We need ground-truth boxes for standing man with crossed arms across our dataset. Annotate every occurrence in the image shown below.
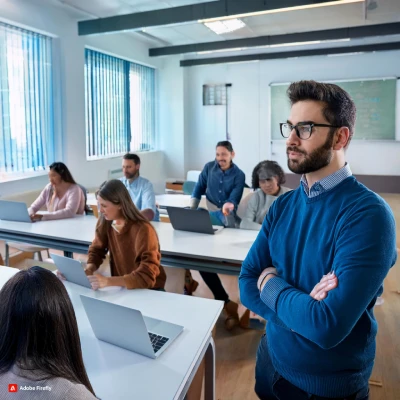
[240,80,397,399]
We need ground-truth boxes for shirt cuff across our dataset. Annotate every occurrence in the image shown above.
[260,276,292,313]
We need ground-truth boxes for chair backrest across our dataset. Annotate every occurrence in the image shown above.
[237,191,255,220]
[78,184,91,215]
[183,181,196,195]
[186,170,201,182]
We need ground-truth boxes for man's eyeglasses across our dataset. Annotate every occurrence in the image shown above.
[280,123,340,140]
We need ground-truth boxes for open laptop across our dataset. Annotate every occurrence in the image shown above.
[0,200,32,223]
[166,206,224,235]
[80,295,184,359]
[50,253,92,289]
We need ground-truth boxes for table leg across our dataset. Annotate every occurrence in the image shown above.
[204,337,216,400]
[64,251,73,258]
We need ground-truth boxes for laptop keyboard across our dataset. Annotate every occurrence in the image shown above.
[148,332,169,353]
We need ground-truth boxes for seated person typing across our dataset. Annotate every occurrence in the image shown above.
[240,160,291,231]
[29,162,85,221]
[0,266,97,399]
[84,180,166,291]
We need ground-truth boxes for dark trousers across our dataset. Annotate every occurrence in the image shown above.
[199,271,229,303]
[255,334,369,400]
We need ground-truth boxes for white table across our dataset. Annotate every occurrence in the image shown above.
[0,217,258,275]
[0,266,223,400]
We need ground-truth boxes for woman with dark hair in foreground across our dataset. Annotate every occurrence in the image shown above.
[0,266,96,399]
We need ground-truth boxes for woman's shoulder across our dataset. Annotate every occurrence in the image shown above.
[127,220,156,234]
[42,183,52,192]
[35,376,97,399]
[67,183,82,193]
[55,378,96,400]
[251,189,265,202]
[0,368,96,399]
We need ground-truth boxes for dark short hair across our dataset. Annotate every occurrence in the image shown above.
[49,162,76,184]
[123,153,141,165]
[287,80,356,147]
[216,141,234,152]
[0,267,95,396]
[252,160,286,189]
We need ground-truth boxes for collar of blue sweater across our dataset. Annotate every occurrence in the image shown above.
[300,163,352,198]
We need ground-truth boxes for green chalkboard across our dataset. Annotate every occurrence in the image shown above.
[271,78,397,141]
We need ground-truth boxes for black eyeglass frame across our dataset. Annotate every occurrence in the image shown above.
[279,122,341,140]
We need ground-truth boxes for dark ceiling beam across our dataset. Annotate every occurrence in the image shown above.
[150,22,400,56]
[179,41,400,66]
[78,0,338,36]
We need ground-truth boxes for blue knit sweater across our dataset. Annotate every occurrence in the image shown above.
[239,176,397,397]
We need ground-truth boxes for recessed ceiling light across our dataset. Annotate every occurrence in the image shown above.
[204,19,246,35]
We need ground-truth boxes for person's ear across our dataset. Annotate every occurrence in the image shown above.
[231,150,235,159]
[332,127,350,150]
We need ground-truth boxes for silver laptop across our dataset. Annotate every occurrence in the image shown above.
[167,207,224,234]
[50,253,92,289]
[0,200,31,223]
[80,295,184,359]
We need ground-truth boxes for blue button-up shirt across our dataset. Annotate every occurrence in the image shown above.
[192,161,246,209]
[120,176,159,221]
[301,163,352,199]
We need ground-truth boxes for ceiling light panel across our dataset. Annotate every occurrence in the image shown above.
[204,19,246,34]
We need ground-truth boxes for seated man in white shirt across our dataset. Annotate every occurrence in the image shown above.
[120,153,159,221]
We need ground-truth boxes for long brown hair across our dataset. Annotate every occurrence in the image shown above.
[0,267,96,396]
[96,179,151,234]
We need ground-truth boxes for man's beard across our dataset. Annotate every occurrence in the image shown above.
[125,170,139,180]
[287,133,335,175]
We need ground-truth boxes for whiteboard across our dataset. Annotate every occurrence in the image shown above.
[270,78,398,141]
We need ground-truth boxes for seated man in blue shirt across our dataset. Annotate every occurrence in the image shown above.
[239,80,397,400]
[120,153,159,221]
[188,141,246,331]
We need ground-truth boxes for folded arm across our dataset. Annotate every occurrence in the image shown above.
[260,204,397,349]
[239,212,289,328]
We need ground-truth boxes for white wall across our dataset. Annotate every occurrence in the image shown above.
[158,55,185,180]
[184,51,400,184]
[0,0,178,197]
